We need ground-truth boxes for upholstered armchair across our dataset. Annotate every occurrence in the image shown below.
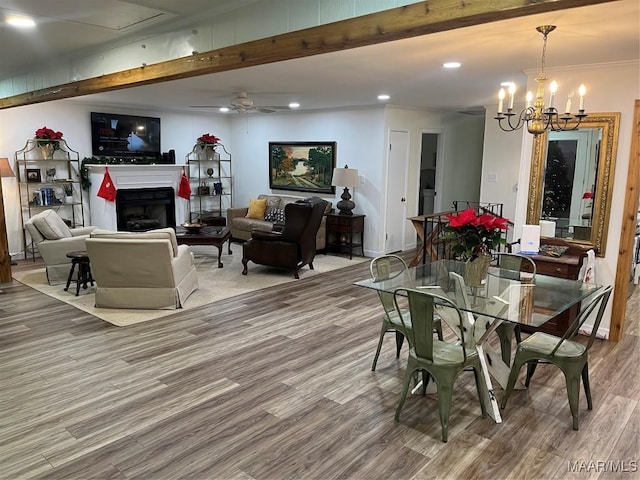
[241,197,328,279]
[24,209,96,285]
[86,228,198,309]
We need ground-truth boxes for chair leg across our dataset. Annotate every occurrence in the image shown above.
[525,361,538,387]
[496,323,514,365]
[564,371,582,430]
[433,375,455,443]
[581,363,592,410]
[501,357,525,409]
[472,365,488,418]
[371,324,387,371]
[395,331,405,358]
[395,362,416,422]
[514,325,522,344]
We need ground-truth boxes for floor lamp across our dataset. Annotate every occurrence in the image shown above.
[0,157,17,273]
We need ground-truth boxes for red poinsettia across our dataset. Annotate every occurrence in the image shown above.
[442,207,509,260]
[197,133,220,145]
[35,126,64,141]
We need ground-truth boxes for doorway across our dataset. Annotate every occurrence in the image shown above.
[419,133,440,215]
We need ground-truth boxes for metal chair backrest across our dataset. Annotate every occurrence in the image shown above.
[393,287,469,362]
[550,285,612,355]
[493,252,536,280]
[369,254,413,316]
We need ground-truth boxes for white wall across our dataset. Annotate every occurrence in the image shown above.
[488,60,640,337]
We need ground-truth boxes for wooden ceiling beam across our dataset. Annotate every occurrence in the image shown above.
[0,0,616,109]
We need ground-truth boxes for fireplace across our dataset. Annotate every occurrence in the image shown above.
[116,187,176,231]
[87,165,186,231]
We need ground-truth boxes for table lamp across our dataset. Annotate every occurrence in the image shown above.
[0,157,16,271]
[331,165,359,215]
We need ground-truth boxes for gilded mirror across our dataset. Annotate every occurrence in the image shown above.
[526,112,620,256]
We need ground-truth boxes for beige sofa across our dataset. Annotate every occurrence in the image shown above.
[227,194,332,249]
[85,228,198,310]
[24,209,97,285]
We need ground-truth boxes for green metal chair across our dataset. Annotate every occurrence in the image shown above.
[491,252,537,364]
[393,287,488,442]
[500,285,612,430]
[369,254,443,371]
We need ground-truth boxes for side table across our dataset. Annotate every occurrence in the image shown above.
[64,251,94,296]
[325,213,365,259]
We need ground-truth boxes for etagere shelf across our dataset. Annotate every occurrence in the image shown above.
[185,143,232,225]
[15,138,85,259]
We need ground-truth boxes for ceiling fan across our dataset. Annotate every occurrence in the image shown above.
[190,92,292,113]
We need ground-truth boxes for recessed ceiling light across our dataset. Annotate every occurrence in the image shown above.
[219,107,230,113]
[442,62,461,69]
[378,94,390,101]
[289,102,300,109]
[6,15,35,27]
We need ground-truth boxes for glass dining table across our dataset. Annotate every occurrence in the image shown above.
[354,259,603,423]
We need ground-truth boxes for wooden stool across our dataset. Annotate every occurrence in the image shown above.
[64,251,94,296]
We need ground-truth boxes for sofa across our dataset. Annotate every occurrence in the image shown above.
[85,228,198,310]
[227,194,332,249]
[24,209,97,285]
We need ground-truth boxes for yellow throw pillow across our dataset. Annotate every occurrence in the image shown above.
[246,198,268,219]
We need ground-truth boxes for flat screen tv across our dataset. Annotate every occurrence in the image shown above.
[91,112,161,158]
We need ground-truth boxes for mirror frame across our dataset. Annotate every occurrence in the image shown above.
[526,112,620,256]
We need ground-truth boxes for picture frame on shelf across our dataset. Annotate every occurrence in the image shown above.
[26,168,41,183]
[268,141,336,194]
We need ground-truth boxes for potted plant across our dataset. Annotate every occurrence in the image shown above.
[62,182,74,203]
[441,207,509,286]
[196,133,221,160]
[34,126,64,159]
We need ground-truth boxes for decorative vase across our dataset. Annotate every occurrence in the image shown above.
[39,143,55,160]
[205,146,220,161]
[65,195,74,204]
[463,253,492,288]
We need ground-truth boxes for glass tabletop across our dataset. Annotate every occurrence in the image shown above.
[354,259,602,327]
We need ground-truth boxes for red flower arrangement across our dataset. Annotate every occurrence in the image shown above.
[35,126,64,142]
[442,207,509,260]
[197,133,220,145]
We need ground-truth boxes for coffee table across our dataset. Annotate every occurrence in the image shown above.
[175,225,232,268]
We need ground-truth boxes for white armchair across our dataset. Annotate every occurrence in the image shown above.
[85,228,198,309]
[24,209,96,285]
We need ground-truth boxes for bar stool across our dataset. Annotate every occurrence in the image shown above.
[64,251,94,296]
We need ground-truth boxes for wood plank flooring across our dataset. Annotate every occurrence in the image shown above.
[1,254,638,479]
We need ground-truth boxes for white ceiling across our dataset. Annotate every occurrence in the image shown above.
[1,0,638,114]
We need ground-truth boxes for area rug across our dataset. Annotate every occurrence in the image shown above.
[12,245,367,327]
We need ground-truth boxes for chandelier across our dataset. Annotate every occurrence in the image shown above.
[494,25,587,135]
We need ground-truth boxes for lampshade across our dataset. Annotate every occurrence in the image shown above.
[331,166,358,187]
[0,158,15,178]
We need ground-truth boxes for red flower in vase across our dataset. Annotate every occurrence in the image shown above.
[35,126,64,148]
[442,207,510,260]
[197,133,220,145]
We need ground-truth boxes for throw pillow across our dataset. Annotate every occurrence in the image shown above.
[264,208,286,223]
[246,198,268,219]
[32,210,72,240]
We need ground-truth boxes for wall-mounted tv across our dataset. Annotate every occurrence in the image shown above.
[91,112,161,158]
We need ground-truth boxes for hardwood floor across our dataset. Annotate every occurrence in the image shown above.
[1,255,638,479]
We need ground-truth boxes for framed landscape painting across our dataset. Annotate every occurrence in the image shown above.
[269,141,336,194]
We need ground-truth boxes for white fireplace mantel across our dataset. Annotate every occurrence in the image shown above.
[87,164,187,230]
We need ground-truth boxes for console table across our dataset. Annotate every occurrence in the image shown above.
[520,237,589,336]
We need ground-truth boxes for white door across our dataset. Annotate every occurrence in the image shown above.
[385,130,409,253]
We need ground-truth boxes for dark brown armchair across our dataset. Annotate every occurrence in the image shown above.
[241,197,328,279]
